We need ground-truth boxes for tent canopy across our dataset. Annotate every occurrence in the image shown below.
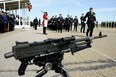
[0,0,31,10]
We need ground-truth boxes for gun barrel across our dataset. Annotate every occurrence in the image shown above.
[94,35,107,39]
[4,52,14,59]
[77,41,92,46]
[75,35,107,42]
[75,37,93,42]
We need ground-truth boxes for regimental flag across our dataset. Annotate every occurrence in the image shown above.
[28,5,32,12]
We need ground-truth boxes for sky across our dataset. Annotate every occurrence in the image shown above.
[29,0,116,23]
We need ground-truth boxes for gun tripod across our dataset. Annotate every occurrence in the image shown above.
[36,63,69,77]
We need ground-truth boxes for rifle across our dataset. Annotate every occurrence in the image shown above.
[4,35,107,77]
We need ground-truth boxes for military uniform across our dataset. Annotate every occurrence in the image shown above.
[96,21,98,28]
[48,17,54,30]
[108,22,111,28]
[70,17,73,31]
[2,14,8,32]
[54,16,58,31]
[0,14,4,33]
[57,16,63,33]
[33,18,38,30]
[73,17,78,31]
[38,19,41,27]
[84,11,96,37]
[115,22,116,28]
[112,21,114,28]
[80,16,85,33]
[9,15,15,31]
[65,17,70,32]
[106,22,108,28]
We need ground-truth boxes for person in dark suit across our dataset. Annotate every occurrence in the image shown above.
[0,11,4,33]
[54,15,58,31]
[73,16,78,31]
[115,22,116,28]
[9,14,15,31]
[112,21,114,28]
[84,7,96,37]
[57,14,63,33]
[2,12,8,32]
[69,16,73,31]
[33,17,38,30]
[38,18,41,27]
[80,14,85,33]
[65,15,70,32]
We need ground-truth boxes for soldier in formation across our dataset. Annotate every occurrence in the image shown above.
[57,14,64,33]
[80,14,85,33]
[73,16,78,31]
[101,21,116,28]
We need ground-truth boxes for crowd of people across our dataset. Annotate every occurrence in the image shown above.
[28,7,116,37]
[0,11,14,33]
[0,11,25,33]
[48,14,79,33]
[101,21,116,28]
[0,11,16,33]
[48,7,96,37]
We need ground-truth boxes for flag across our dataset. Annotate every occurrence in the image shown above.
[28,5,32,12]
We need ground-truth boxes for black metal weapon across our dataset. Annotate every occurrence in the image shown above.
[4,35,107,77]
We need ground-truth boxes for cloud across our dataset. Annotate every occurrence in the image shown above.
[95,7,116,12]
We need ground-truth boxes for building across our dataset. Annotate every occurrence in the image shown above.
[0,0,32,28]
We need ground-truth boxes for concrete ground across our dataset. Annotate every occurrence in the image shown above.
[0,26,116,77]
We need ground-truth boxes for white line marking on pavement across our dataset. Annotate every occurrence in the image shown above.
[90,48,116,62]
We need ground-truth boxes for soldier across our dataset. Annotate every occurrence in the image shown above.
[6,13,11,32]
[54,15,58,31]
[84,7,96,37]
[104,22,106,28]
[0,11,4,33]
[9,14,15,31]
[33,17,38,30]
[96,20,98,28]
[57,14,63,33]
[112,21,114,28]
[115,22,116,28]
[65,15,70,32]
[80,14,85,33]
[48,16,54,30]
[2,12,8,32]
[69,16,73,31]
[109,21,112,28]
[106,21,109,28]
[104,22,106,27]
[51,16,55,30]
[73,16,78,31]
[38,18,41,27]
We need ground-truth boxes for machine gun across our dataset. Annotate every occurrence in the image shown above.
[4,35,107,77]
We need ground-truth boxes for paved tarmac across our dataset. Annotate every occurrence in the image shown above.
[0,27,116,77]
